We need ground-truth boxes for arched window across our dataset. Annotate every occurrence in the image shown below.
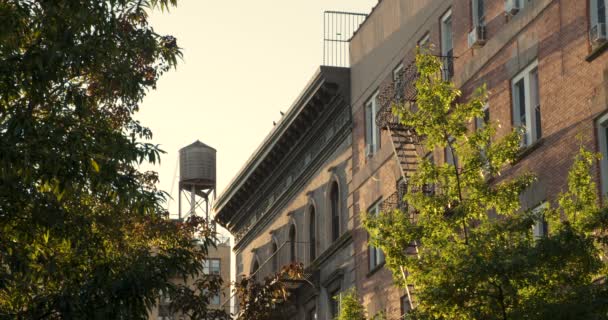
[271,241,278,272]
[309,206,316,261]
[330,182,340,242]
[289,224,296,263]
[251,256,260,276]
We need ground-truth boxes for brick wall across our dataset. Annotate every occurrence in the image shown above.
[349,0,608,318]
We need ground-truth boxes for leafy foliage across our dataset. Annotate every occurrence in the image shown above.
[363,52,608,319]
[335,288,366,320]
[234,263,304,320]
[0,1,229,318]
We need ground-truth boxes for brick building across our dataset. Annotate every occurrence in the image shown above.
[216,0,608,319]
[349,0,607,318]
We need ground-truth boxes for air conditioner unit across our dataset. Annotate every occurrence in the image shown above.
[505,0,520,16]
[590,23,607,46]
[468,25,487,48]
[366,144,376,157]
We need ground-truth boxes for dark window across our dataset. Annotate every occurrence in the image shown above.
[401,295,411,316]
[600,0,607,24]
[203,259,221,275]
[309,207,316,261]
[397,179,408,212]
[331,182,340,242]
[271,242,278,272]
[472,0,485,26]
[252,258,260,276]
[289,225,296,263]
[368,200,385,271]
[330,290,341,319]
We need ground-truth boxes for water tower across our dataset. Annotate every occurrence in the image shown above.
[178,140,216,222]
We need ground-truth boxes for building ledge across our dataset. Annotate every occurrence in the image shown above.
[586,41,608,62]
[307,230,353,271]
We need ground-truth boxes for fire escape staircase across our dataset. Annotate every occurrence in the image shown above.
[377,62,424,194]
[376,61,427,310]
[375,56,455,309]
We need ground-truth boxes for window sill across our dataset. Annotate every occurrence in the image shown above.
[586,41,608,62]
[366,261,386,278]
[514,138,544,164]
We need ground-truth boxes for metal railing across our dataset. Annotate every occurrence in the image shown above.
[323,11,367,67]
[376,55,455,130]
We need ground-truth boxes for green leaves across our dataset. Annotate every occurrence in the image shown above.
[0,1,228,319]
[363,52,608,319]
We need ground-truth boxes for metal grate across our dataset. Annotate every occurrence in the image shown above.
[323,11,367,67]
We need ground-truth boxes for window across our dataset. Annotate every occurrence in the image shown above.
[289,224,296,263]
[368,199,385,271]
[598,113,608,196]
[365,91,380,157]
[330,182,340,242]
[309,206,316,261]
[423,153,435,195]
[511,60,541,147]
[590,0,608,44]
[445,137,458,168]
[211,292,221,305]
[236,253,243,275]
[271,241,278,272]
[397,178,408,212]
[418,33,431,49]
[203,259,221,275]
[472,0,485,27]
[506,0,528,15]
[476,103,490,130]
[252,257,260,276]
[532,202,549,239]
[441,10,454,81]
[401,295,411,317]
[393,63,404,82]
[330,290,341,318]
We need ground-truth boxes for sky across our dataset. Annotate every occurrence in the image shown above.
[137,0,377,218]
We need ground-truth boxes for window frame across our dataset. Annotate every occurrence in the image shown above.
[471,0,486,27]
[531,201,549,239]
[440,9,454,80]
[309,205,316,262]
[401,295,412,317]
[597,112,608,196]
[330,289,341,319]
[511,60,541,147]
[590,0,608,28]
[289,224,297,263]
[368,199,386,272]
[203,258,221,275]
[418,32,431,48]
[330,182,341,242]
[365,91,381,157]
[271,240,279,272]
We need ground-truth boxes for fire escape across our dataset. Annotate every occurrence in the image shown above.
[377,56,454,211]
[377,61,424,213]
[376,56,454,310]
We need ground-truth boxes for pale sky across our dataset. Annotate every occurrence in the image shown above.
[137,0,377,217]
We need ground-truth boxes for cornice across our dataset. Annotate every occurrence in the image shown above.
[233,112,352,251]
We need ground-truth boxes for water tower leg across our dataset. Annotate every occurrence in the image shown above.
[178,187,182,220]
[191,185,196,217]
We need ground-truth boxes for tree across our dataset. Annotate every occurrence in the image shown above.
[363,52,608,319]
[0,1,228,318]
[335,288,366,320]
[233,262,304,320]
